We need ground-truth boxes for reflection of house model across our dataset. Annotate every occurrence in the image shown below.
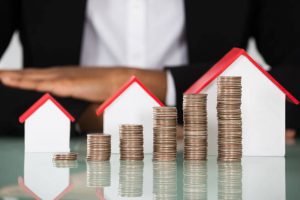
[19,93,75,152]
[185,48,299,156]
[18,153,73,199]
[96,76,164,153]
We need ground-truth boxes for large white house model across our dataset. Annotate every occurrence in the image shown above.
[19,93,75,153]
[185,48,299,156]
[96,76,164,153]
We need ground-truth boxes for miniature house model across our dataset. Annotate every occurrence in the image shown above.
[19,93,75,153]
[185,48,299,156]
[96,76,164,153]
[18,153,73,199]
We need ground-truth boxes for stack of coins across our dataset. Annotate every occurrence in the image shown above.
[86,161,111,187]
[183,94,208,161]
[218,162,242,200]
[217,76,242,162]
[119,160,144,197]
[153,107,177,161]
[52,152,78,161]
[119,124,144,161]
[86,134,111,161]
[183,161,207,200]
[153,161,177,200]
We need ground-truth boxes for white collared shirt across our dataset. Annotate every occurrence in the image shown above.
[80,0,188,105]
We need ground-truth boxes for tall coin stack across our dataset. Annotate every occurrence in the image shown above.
[119,124,144,161]
[86,134,111,161]
[217,76,242,162]
[153,107,177,161]
[183,94,208,161]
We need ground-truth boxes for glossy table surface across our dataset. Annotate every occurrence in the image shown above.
[0,137,299,200]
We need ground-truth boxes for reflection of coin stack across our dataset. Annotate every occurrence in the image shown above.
[218,162,242,200]
[217,76,242,162]
[153,161,177,200]
[153,107,177,161]
[119,124,144,160]
[86,161,111,187]
[183,94,208,161]
[119,160,144,197]
[183,161,207,200]
[86,134,111,161]
[53,160,78,168]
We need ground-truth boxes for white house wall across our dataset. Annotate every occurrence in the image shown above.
[104,82,161,154]
[25,100,70,152]
[202,55,285,156]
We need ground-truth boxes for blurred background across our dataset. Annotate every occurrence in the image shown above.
[0,33,270,71]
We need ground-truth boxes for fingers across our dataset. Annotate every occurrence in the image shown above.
[0,68,62,82]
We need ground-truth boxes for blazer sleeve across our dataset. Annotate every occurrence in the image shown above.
[253,0,300,130]
[0,0,19,58]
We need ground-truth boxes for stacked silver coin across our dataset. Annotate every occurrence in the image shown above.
[86,161,111,187]
[183,94,208,161]
[153,161,177,200]
[218,162,242,200]
[217,76,242,162]
[52,152,78,161]
[119,160,144,197]
[183,161,207,200]
[119,124,144,161]
[86,134,111,161]
[153,107,177,161]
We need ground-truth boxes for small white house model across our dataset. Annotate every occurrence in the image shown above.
[18,153,73,199]
[96,76,164,153]
[185,48,299,156]
[19,93,75,153]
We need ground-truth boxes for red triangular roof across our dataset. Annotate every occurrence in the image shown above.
[96,76,164,115]
[185,47,299,105]
[18,176,74,200]
[19,93,75,123]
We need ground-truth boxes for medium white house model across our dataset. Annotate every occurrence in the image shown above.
[18,153,73,199]
[185,48,299,156]
[96,76,164,153]
[19,93,75,153]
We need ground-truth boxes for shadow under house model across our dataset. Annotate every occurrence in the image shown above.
[185,47,299,156]
[19,93,75,153]
[96,76,164,154]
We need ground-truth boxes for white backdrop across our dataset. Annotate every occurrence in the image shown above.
[0,32,269,70]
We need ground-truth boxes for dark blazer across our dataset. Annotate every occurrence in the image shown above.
[1,0,300,134]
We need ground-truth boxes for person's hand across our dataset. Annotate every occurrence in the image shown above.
[0,66,167,102]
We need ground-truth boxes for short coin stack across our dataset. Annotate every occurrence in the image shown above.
[153,107,177,161]
[119,124,144,161]
[183,94,208,161]
[86,134,111,161]
[217,76,242,162]
[52,152,78,161]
